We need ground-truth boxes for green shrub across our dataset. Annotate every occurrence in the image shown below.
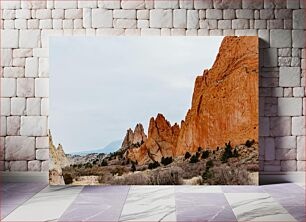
[100,159,108,166]
[131,163,136,172]
[198,147,202,152]
[161,156,173,166]
[190,154,199,163]
[202,169,213,180]
[233,148,239,157]
[206,160,214,168]
[201,150,209,159]
[184,152,191,159]
[245,139,255,147]
[148,161,160,169]
[85,163,93,168]
[63,173,73,184]
[221,141,236,163]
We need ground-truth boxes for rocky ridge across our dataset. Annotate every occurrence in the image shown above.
[126,114,180,165]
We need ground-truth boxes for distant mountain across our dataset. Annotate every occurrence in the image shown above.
[69,140,122,156]
[101,140,122,153]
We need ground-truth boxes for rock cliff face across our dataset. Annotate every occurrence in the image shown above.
[120,123,147,152]
[125,36,258,164]
[127,114,180,165]
[49,131,70,185]
[176,36,258,155]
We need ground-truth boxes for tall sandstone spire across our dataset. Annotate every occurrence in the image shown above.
[176,36,258,155]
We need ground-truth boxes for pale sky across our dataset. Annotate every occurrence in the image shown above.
[49,37,224,153]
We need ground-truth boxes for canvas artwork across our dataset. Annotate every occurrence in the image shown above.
[49,36,259,185]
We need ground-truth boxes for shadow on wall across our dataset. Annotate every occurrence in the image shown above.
[259,37,300,176]
[259,37,278,174]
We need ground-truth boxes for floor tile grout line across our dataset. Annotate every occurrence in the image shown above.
[223,192,243,222]
[117,185,131,222]
[56,185,85,221]
[2,184,49,220]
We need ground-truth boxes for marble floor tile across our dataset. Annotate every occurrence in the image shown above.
[283,205,305,222]
[119,186,176,222]
[225,193,297,221]
[270,192,305,206]
[1,182,47,194]
[262,183,304,193]
[1,193,35,205]
[2,186,83,221]
[0,183,47,219]
[175,185,222,193]
[222,185,263,193]
[59,186,130,221]
[176,193,237,222]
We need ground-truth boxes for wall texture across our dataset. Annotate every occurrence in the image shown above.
[0,0,305,172]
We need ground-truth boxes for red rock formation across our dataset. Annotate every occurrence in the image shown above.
[120,123,147,152]
[127,114,180,164]
[126,36,258,164]
[176,36,258,155]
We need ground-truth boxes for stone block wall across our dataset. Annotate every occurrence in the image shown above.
[0,0,305,172]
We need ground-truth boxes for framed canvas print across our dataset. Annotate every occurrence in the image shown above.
[49,36,259,185]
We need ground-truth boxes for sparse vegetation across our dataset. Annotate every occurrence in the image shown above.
[190,152,200,163]
[60,141,257,185]
[206,160,214,168]
[161,156,173,166]
[148,161,160,169]
[245,139,255,147]
[111,167,183,185]
[63,172,73,184]
[201,150,209,159]
[131,162,136,172]
[221,141,238,163]
[184,152,191,159]
[100,159,108,166]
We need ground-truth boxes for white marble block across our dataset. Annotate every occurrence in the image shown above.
[7,116,21,136]
[19,30,41,48]
[279,67,301,87]
[35,78,49,97]
[36,136,49,149]
[26,98,41,116]
[1,78,16,97]
[150,9,172,28]
[292,116,305,136]
[173,9,187,28]
[92,9,113,28]
[25,57,38,77]
[1,30,19,48]
[5,136,35,160]
[20,116,48,136]
[278,98,302,116]
[17,78,34,97]
[11,97,26,115]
